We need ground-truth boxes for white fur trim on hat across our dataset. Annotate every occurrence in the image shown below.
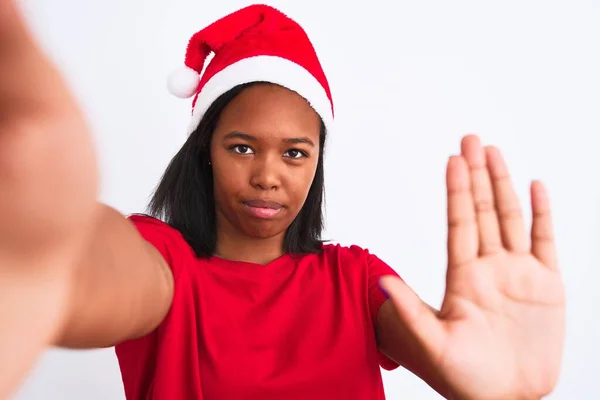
[186,55,334,135]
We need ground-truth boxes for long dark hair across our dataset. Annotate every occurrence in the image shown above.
[147,82,327,258]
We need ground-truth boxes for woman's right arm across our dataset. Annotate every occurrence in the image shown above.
[0,2,173,397]
[53,204,174,349]
[0,0,174,351]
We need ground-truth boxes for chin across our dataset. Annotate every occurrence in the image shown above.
[241,221,287,240]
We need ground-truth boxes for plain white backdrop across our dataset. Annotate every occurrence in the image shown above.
[10,0,599,398]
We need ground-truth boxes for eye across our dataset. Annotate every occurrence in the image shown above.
[284,149,307,159]
[231,145,254,155]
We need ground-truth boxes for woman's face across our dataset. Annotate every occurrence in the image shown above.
[210,83,321,241]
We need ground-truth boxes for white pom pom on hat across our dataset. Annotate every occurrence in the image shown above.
[167,66,201,99]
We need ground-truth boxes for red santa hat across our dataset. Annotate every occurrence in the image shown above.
[167,4,334,135]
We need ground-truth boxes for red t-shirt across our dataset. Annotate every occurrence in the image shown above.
[115,215,400,399]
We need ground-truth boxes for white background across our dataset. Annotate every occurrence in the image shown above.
[11,0,599,399]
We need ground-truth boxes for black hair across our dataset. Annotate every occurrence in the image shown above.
[146,82,327,258]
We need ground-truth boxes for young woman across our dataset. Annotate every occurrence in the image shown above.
[0,3,565,400]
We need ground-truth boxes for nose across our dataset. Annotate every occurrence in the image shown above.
[249,154,281,191]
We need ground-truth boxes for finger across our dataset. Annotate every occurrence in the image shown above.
[460,135,502,255]
[447,155,478,267]
[485,146,528,252]
[530,180,558,270]
[379,275,445,361]
[0,2,36,64]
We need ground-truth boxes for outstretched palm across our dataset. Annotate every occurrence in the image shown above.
[381,135,565,400]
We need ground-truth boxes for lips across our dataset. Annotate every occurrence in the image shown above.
[242,199,284,219]
[243,199,283,209]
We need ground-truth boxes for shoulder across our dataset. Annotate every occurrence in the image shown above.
[128,213,179,234]
[318,243,385,272]
[320,242,399,278]
[128,214,186,244]
[127,214,194,275]
[320,242,377,263]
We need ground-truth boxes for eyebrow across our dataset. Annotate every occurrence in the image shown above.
[223,131,256,141]
[223,131,315,147]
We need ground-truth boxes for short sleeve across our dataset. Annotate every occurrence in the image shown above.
[127,214,190,280]
[366,251,401,371]
[116,214,193,398]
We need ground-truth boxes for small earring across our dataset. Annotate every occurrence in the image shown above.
[208,160,212,165]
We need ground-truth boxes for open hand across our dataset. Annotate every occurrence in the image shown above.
[381,135,565,400]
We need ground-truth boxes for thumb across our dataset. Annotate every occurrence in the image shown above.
[379,275,446,361]
[0,1,35,55]
[1,1,75,113]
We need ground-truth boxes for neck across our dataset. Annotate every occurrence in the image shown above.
[215,222,285,266]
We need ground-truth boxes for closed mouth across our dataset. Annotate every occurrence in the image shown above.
[243,199,284,209]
